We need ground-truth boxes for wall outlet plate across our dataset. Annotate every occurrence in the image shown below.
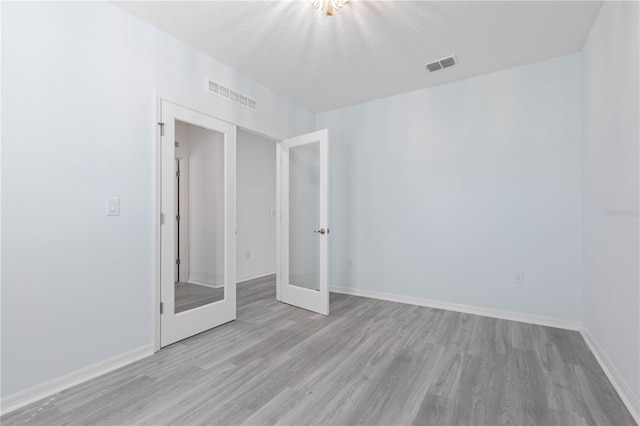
[106,198,120,216]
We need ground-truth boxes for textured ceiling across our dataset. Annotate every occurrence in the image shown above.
[114,1,602,112]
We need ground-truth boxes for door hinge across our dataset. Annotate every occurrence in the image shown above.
[176,170,180,178]
[158,122,165,136]
[176,258,180,265]
[160,212,165,225]
[160,302,164,314]
[175,141,179,148]
[176,214,180,222]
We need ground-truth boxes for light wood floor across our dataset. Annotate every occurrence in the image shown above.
[175,282,224,313]
[3,276,635,425]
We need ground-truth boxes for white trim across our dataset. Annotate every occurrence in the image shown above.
[275,143,282,302]
[237,270,276,284]
[581,327,640,424]
[237,126,279,143]
[186,278,224,288]
[154,92,288,141]
[329,286,582,331]
[154,93,163,352]
[175,156,190,282]
[187,271,276,287]
[0,344,154,415]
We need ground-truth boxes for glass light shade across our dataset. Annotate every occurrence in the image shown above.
[310,0,349,16]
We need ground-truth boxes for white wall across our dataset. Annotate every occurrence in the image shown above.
[236,129,277,282]
[317,54,583,322]
[1,1,314,398]
[582,0,639,404]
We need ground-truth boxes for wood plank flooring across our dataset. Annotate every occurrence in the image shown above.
[3,276,636,425]
[175,282,224,313]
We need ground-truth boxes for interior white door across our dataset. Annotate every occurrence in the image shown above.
[277,129,329,315]
[160,100,236,347]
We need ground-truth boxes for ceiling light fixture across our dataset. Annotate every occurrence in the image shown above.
[311,0,349,16]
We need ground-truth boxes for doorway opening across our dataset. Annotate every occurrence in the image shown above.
[157,97,329,350]
[236,128,278,289]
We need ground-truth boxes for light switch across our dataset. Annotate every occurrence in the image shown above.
[106,198,120,216]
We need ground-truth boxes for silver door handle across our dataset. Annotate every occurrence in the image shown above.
[314,228,328,235]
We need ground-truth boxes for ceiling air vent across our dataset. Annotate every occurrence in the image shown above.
[426,62,442,72]
[206,78,257,112]
[425,55,458,72]
[440,57,456,68]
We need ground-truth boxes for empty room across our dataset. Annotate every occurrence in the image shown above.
[1,1,638,425]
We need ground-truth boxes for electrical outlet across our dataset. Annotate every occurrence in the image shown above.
[514,271,524,284]
[346,257,353,268]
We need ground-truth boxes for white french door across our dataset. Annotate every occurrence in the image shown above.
[160,100,236,347]
[277,129,329,315]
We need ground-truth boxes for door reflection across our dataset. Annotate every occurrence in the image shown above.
[174,120,225,313]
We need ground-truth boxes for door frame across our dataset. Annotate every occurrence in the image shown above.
[174,156,190,283]
[153,94,283,352]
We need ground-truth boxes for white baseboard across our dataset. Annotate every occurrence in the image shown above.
[188,271,275,288]
[330,286,582,331]
[0,344,154,415]
[187,278,223,288]
[581,327,639,424]
[237,270,276,284]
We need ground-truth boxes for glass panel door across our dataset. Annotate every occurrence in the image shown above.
[289,142,320,291]
[278,129,329,315]
[174,120,226,313]
[160,100,236,347]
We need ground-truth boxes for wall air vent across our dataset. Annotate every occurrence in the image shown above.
[425,55,458,72]
[206,78,257,112]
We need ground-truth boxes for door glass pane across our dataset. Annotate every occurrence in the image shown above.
[289,142,320,291]
[174,120,225,313]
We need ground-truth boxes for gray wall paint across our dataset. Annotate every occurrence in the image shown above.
[582,1,639,401]
[317,54,583,322]
[1,1,313,398]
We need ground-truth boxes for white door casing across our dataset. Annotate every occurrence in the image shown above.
[160,100,236,347]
